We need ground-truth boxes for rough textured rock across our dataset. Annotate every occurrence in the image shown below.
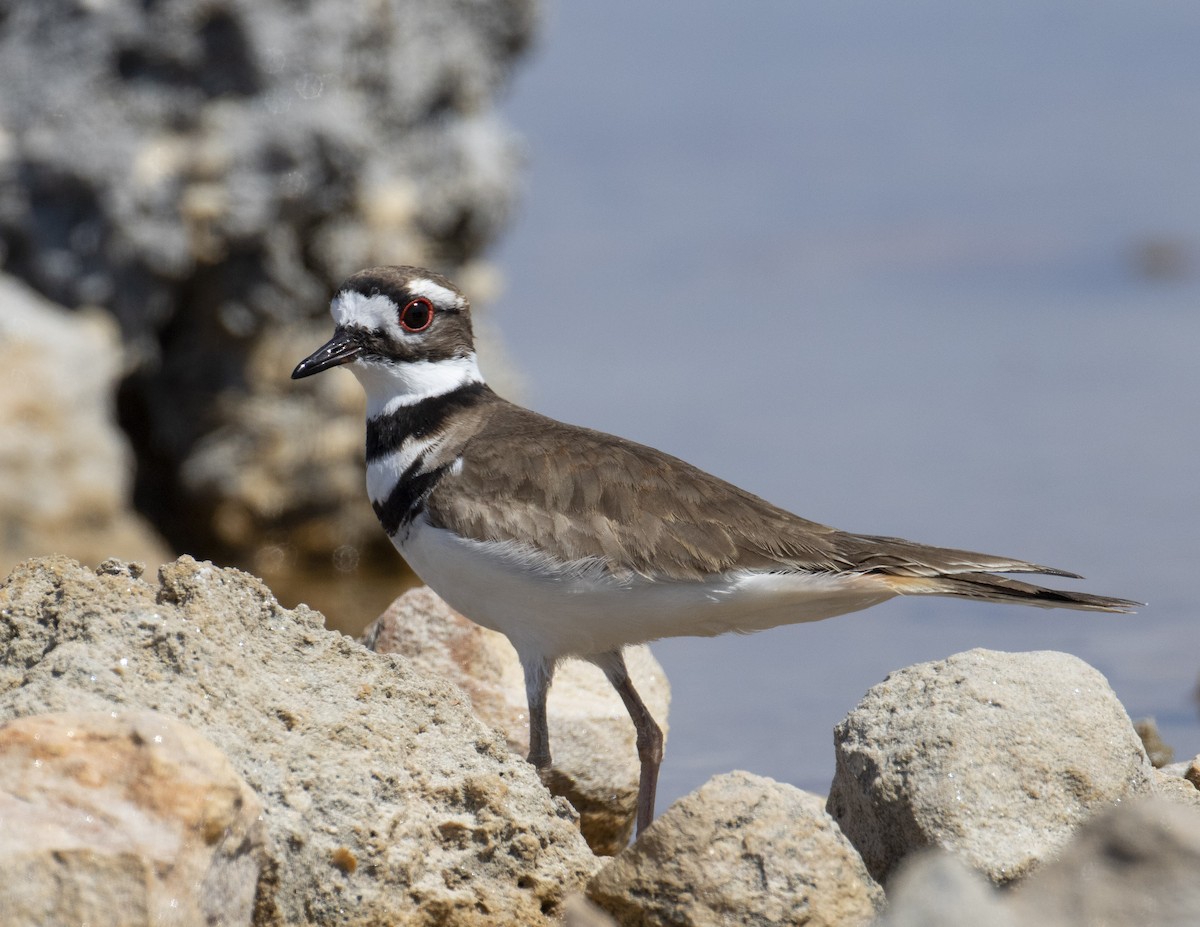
[0,555,597,926]
[364,586,671,855]
[873,851,1016,927]
[826,648,1154,885]
[0,710,269,927]
[588,771,884,927]
[0,275,170,577]
[1007,796,1200,926]
[0,0,534,569]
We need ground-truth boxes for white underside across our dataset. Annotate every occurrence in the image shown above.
[394,516,895,663]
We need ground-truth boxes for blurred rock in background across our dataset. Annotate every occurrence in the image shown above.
[0,0,536,629]
[0,277,171,574]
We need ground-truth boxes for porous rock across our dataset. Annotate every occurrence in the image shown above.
[588,771,885,927]
[0,274,170,576]
[364,586,671,855]
[0,0,534,566]
[1007,796,1200,926]
[0,555,597,926]
[826,648,1154,885]
[0,710,269,927]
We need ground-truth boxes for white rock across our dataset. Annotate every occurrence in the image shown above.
[827,648,1154,884]
[589,771,885,927]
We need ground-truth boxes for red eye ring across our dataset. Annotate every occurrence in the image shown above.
[398,297,435,333]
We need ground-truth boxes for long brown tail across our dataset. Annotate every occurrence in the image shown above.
[880,571,1141,613]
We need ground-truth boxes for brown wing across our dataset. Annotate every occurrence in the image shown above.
[424,396,1108,589]
[424,399,851,580]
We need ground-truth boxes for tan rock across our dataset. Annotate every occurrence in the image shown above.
[588,771,884,927]
[0,555,598,926]
[0,710,269,927]
[364,585,671,855]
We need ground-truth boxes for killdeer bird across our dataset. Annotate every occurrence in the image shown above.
[292,265,1138,836]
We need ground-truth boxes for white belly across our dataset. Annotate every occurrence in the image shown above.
[393,516,895,662]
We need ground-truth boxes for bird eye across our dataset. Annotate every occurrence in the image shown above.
[398,297,434,333]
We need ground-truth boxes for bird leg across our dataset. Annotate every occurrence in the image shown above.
[596,650,664,836]
[522,654,554,772]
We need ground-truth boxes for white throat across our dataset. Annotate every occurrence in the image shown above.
[354,353,484,418]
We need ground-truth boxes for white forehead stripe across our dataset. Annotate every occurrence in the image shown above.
[330,290,399,329]
[405,277,465,309]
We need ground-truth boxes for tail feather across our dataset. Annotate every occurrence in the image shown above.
[841,532,1093,578]
[881,571,1141,614]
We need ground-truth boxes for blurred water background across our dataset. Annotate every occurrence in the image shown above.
[489,2,1200,807]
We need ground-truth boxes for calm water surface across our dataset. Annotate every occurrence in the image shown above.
[491,2,1200,806]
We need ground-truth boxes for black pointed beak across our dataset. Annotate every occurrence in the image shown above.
[292,330,361,379]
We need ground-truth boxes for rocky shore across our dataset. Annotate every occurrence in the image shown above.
[2,555,1196,926]
[1,3,1197,924]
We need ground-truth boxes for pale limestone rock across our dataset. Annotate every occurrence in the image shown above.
[588,771,884,927]
[0,555,597,926]
[0,710,269,927]
[364,585,671,855]
[827,648,1155,885]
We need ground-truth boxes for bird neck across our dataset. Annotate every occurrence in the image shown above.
[353,353,485,420]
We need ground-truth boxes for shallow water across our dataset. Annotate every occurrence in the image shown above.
[490,2,1200,806]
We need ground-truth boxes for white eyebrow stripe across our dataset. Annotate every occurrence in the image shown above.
[406,278,465,309]
[331,290,398,330]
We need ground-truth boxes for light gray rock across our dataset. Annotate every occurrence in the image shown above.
[873,850,1016,927]
[0,0,534,567]
[1007,796,1200,927]
[827,648,1154,885]
[0,710,269,927]
[0,275,170,577]
[364,586,671,856]
[0,555,597,926]
[588,771,885,927]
